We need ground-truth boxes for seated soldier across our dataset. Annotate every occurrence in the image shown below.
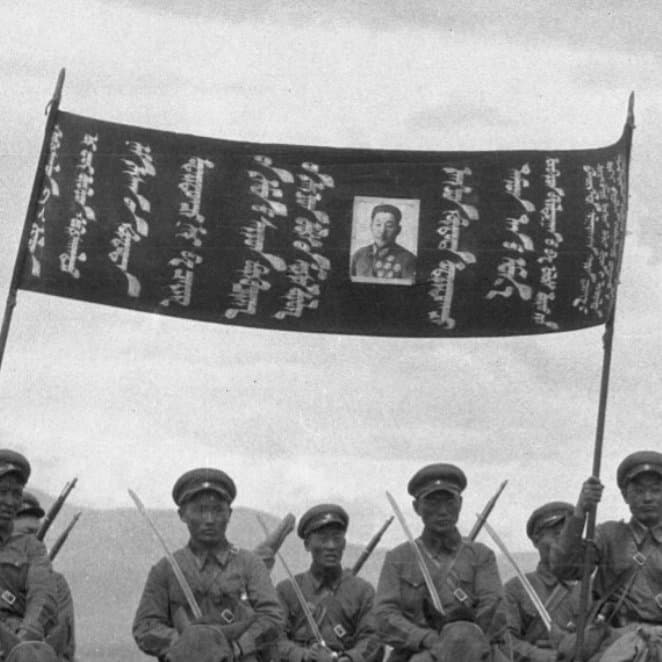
[505,502,581,662]
[0,450,58,661]
[276,504,382,662]
[14,491,76,662]
[132,467,284,662]
[550,450,662,661]
[374,463,508,662]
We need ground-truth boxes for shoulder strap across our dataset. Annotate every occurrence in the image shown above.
[594,528,650,625]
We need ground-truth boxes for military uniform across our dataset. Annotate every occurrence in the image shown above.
[0,452,57,644]
[374,464,507,662]
[132,468,284,661]
[350,243,416,280]
[276,505,381,662]
[505,502,581,662]
[15,490,76,661]
[550,452,662,626]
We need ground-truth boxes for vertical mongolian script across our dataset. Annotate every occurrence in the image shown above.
[428,167,478,329]
[224,155,292,319]
[572,154,628,319]
[486,163,536,302]
[532,157,565,330]
[108,141,155,297]
[274,161,334,320]
[28,125,63,278]
[160,157,215,307]
[59,133,98,279]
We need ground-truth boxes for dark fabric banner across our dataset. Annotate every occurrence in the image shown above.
[18,111,630,337]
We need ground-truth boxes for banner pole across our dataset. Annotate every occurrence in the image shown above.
[573,92,635,661]
[0,68,65,373]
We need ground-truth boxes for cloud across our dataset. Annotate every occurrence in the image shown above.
[103,0,662,57]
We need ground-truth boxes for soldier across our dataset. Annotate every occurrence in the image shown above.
[0,450,57,660]
[374,463,508,662]
[132,467,284,661]
[350,203,416,282]
[504,501,581,662]
[276,504,382,662]
[550,450,662,659]
[13,491,76,662]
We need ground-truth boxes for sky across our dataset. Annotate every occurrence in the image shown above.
[0,0,661,554]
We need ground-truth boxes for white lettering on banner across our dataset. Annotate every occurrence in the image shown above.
[161,156,215,307]
[59,133,98,279]
[275,162,334,320]
[225,156,334,321]
[486,163,536,301]
[428,166,478,329]
[225,155,293,319]
[532,157,565,330]
[29,125,63,277]
[573,154,627,318]
[109,141,155,297]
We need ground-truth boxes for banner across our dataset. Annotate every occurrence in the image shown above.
[18,111,630,337]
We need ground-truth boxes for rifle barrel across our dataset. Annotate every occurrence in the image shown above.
[49,512,82,561]
[352,516,394,575]
[467,480,508,541]
[36,477,78,541]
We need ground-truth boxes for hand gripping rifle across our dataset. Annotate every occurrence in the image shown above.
[351,516,394,576]
[48,511,82,561]
[36,478,78,541]
[128,489,202,619]
[256,514,335,656]
[467,480,508,542]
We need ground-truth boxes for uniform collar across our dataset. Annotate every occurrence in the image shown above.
[309,565,344,591]
[188,540,236,568]
[536,562,563,587]
[629,517,662,544]
[419,528,463,556]
[371,244,394,257]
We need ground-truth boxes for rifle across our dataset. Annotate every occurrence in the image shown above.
[352,516,394,576]
[36,478,77,541]
[467,480,507,541]
[49,511,82,561]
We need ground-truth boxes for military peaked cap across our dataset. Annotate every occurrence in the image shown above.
[617,451,662,489]
[408,463,467,499]
[526,501,574,540]
[17,490,45,519]
[0,450,30,485]
[172,468,237,506]
[297,504,349,539]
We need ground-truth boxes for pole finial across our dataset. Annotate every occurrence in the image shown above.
[627,91,635,128]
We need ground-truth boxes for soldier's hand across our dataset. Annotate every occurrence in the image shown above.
[308,643,338,662]
[576,476,603,515]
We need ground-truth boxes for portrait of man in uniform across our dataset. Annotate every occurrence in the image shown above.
[350,197,419,285]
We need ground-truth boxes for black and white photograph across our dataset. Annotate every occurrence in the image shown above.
[0,2,661,661]
[349,197,420,285]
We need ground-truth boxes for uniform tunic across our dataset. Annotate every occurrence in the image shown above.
[133,542,284,659]
[0,530,56,637]
[374,535,507,662]
[550,515,662,625]
[276,568,381,662]
[504,563,580,662]
[350,244,416,281]
[52,571,75,661]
